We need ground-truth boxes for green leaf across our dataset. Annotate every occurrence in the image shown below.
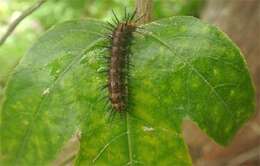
[1,17,255,165]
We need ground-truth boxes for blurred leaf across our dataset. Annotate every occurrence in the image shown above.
[32,0,85,29]
[153,0,205,18]
[0,17,255,165]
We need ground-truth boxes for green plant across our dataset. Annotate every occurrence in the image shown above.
[0,3,255,166]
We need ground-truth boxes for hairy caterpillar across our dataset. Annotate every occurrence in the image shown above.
[101,9,141,114]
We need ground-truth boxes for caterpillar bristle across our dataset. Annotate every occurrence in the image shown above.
[102,24,114,31]
[97,94,108,102]
[124,8,127,20]
[108,111,116,122]
[129,9,137,21]
[112,10,120,23]
[103,45,112,49]
[98,69,109,74]
[96,44,108,48]
[101,84,108,89]
[106,23,116,29]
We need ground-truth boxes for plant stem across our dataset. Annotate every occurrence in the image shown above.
[0,0,47,47]
[136,0,153,24]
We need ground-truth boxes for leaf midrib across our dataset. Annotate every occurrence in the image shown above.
[126,112,133,165]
